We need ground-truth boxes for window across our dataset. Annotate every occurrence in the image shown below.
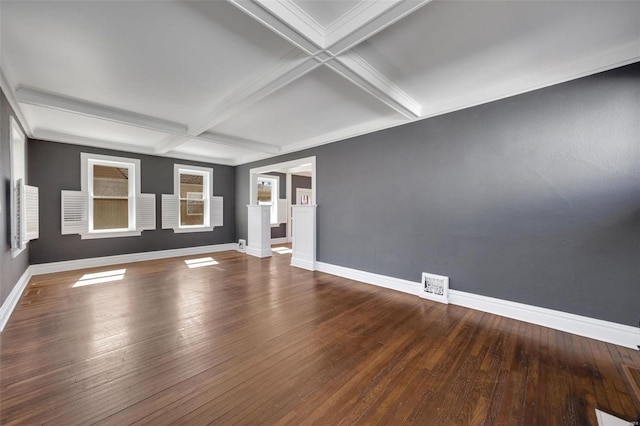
[89,161,134,232]
[179,170,208,228]
[9,117,39,256]
[257,175,279,225]
[61,153,156,239]
[162,164,223,233]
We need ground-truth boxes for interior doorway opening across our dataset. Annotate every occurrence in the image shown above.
[248,157,316,269]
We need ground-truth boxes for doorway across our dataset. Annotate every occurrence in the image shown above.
[248,156,316,269]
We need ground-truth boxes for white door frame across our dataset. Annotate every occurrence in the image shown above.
[249,156,316,207]
[249,156,316,265]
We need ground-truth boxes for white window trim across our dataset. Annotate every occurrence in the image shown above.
[10,117,26,258]
[174,164,213,233]
[257,174,279,226]
[81,153,141,239]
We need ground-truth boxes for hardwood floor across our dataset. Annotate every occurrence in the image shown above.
[1,248,639,425]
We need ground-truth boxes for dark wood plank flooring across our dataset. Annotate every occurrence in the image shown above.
[1,248,639,425]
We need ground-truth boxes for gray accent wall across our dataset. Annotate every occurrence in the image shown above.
[0,90,30,308]
[28,140,235,264]
[291,175,312,205]
[236,62,640,326]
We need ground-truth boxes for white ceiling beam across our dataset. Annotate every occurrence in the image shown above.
[199,131,281,154]
[227,0,322,54]
[226,0,425,119]
[326,0,432,56]
[17,86,282,156]
[328,52,421,118]
[188,51,319,136]
[253,0,325,48]
[154,51,319,155]
[154,131,281,156]
[16,87,187,136]
[33,129,236,166]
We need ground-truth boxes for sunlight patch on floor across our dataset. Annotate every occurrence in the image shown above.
[185,257,219,268]
[271,247,292,254]
[73,269,126,287]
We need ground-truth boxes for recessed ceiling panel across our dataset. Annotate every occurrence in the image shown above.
[292,0,363,28]
[2,1,297,124]
[170,139,257,162]
[354,1,640,116]
[211,65,405,147]
[22,104,168,148]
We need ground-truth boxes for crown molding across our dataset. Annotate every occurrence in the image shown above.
[328,52,422,118]
[15,87,187,135]
[32,129,235,166]
[0,65,34,137]
[326,0,432,55]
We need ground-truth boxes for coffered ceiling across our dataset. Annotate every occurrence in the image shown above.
[2,1,639,166]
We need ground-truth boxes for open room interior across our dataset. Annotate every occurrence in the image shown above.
[0,1,639,424]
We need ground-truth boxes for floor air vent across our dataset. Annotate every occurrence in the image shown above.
[420,272,449,304]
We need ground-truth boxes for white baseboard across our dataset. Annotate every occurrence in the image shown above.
[246,245,272,258]
[0,268,32,332]
[316,262,418,295]
[270,237,288,245]
[291,258,315,271]
[315,261,640,350]
[448,290,640,350]
[29,243,238,275]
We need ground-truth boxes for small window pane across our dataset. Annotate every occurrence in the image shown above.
[257,180,272,204]
[93,199,129,229]
[180,173,204,226]
[93,165,129,197]
[93,165,129,230]
[180,174,203,197]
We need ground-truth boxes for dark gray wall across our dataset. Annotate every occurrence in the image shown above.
[236,62,640,326]
[291,175,312,205]
[28,140,235,264]
[0,91,30,307]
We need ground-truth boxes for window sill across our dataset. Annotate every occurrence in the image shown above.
[11,246,26,259]
[80,230,142,239]
[172,226,214,234]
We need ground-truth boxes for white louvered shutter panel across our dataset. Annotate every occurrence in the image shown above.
[211,196,223,227]
[277,199,288,224]
[61,190,88,235]
[24,184,39,242]
[162,194,179,229]
[11,180,22,249]
[136,193,156,231]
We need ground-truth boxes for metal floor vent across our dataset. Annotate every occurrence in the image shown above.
[420,272,449,304]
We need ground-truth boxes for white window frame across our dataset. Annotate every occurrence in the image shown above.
[175,164,212,232]
[9,117,26,258]
[81,153,140,239]
[257,175,279,226]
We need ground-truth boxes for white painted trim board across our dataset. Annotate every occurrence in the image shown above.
[315,261,640,350]
[0,268,32,332]
[29,243,238,275]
